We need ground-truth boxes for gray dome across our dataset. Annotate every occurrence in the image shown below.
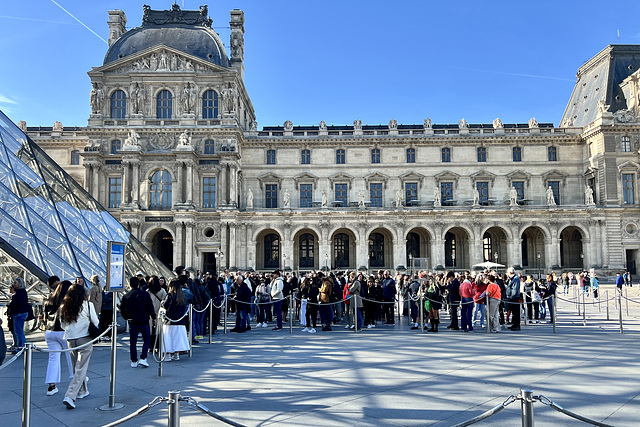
[103,5,230,67]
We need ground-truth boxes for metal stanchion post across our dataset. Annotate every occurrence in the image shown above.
[168,391,181,427]
[520,389,535,427]
[354,294,358,334]
[419,293,424,334]
[223,296,228,334]
[22,343,33,427]
[552,294,557,334]
[208,300,213,344]
[397,297,401,324]
[626,288,629,316]
[577,291,581,315]
[582,292,586,326]
[523,299,528,327]
[606,290,610,320]
[486,294,490,334]
[188,304,193,358]
[100,295,124,411]
[619,289,624,334]
[289,294,293,334]
[158,317,164,377]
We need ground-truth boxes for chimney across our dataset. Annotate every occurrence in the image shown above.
[107,10,127,46]
[229,9,245,80]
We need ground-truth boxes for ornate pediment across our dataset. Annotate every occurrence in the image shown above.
[469,169,496,186]
[434,171,460,182]
[399,171,425,188]
[328,172,354,189]
[257,172,282,189]
[506,169,532,184]
[364,172,390,189]
[541,169,568,185]
[618,160,640,173]
[293,172,318,189]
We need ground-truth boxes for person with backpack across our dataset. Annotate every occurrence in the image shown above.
[120,276,156,368]
[319,277,334,331]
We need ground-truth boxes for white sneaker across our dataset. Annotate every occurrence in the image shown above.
[301,327,310,332]
[371,324,376,328]
[130,361,138,368]
[47,386,59,396]
[138,358,149,368]
[63,397,75,409]
[350,325,355,329]
[171,354,180,361]
[262,323,269,328]
[367,324,373,329]
[77,389,89,399]
[344,324,351,329]
[308,328,316,333]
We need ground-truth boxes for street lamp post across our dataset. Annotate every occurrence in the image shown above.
[580,253,584,272]
[537,252,541,280]
[325,253,329,271]
[215,249,224,277]
[409,253,413,277]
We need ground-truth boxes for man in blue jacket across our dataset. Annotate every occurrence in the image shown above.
[505,267,521,331]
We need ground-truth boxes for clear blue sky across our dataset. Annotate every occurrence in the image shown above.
[1,1,640,128]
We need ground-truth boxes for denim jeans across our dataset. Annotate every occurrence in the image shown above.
[12,312,28,348]
[272,300,283,328]
[461,298,474,331]
[129,323,151,362]
[193,311,204,336]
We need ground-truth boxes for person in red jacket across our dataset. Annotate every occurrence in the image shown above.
[478,274,502,333]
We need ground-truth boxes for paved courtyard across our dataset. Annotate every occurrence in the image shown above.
[2,285,640,426]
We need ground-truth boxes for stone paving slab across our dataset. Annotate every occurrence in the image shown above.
[1,288,639,426]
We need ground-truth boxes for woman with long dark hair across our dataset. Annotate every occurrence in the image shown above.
[59,284,99,409]
[160,279,190,361]
[44,279,74,396]
[147,276,167,350]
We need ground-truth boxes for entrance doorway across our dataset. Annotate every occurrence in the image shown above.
[202,252,216,275]
[626,249,637,275]
[151,229,174,271]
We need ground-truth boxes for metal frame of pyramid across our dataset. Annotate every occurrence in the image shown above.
[0,110,173,286]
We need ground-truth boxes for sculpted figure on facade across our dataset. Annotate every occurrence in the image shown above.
[509,186,518,206]
[458,118,468,129]
[283,189,291,208]
[231,31,244,59]
[222,83,237,114]
[90,83,104,114]
[353,119,362,130]
[246,188,253,209]
[597,99,610,114]
[18,121,27,133]
[53,121,64,132]
[124,130,140,147]
[158,50,168,70]
[150,53,158,70]
[433,187,441,207]
[249,120,258,131]
[284,120,294,132]
[321,190,328,207]
[546,186,556,206]
[178,131,190,146]
[181,82,195,114]
[472,188,480,206]
[319,121,327,131]
[424,117,432,129]
[389,119,398,130]
[358,189,366,207]
[131,82,146,114]
[395,189,403,208]
[528,117,539,128]
[560,117,573,127]
[493,117,504,129]
[585,185,595,205]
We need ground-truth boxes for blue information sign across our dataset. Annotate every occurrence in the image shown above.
[106,241,126,291]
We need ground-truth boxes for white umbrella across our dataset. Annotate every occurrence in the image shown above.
[472,261,505,269]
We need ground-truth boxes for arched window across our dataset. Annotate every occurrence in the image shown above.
[299,233,315,268]
[406,232,420,263]
[334,233,349,268]
[149,170,172,210]
[156,90,172,119]
[202,90,219,119]
[70,150,80,165]
[204,139,215,154]
[110,90,127,119]
[110,140,121,154]
[369,233,384,267]
[264,234,280,268]
[445,232,456,267]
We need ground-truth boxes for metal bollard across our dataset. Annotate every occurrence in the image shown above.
[419,293,424,334]
[289,294,293,334]
[520,389,535,427]
[223,297,228,335]
[606,290,610,321]
[618,289,624,334]
[208,300,213,344]
[158,318,164,377]
[168,391,181,427]
[188,305,193,358]
[22,343,33,427]
[552,294,557,334]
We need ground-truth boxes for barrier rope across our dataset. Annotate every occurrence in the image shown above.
[100,396,167,427]
[161,306,190,323]
[32,325,112,353]
[450,394,517,427]
[535,394,614,427]
[183,396,247,427]
[0,346,26,371]
[192,300,212,313]
[556,295,617,305]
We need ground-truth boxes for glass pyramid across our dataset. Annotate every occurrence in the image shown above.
[0,110,173,285]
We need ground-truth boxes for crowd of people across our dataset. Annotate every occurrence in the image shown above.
[3,264,628,411]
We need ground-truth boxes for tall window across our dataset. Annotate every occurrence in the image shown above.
[477,147,487,162]
[336,149,345,164]
[370,183,382,207]
[266,149,276,165]
[369,233,384,267]
[622,174,634,204]
[301,149,311,165]
[476,181,489,205]
[110,140,121,154]
[512,146,522,162]
[371,148,380,164]
[264,234,279,268]
[299,233,314,268]
[300,184,313,207]
[204,140,215,154]
[405,182,418,204]
[108,177,121,208]
[548,146,557,161]
[441,147,451,162]
[202,177,216,208]
[156,90,172,119]
[334,233,350,268]
[512,181,525,201]
[335,183,348,206]
[441,182,453,203]
[406,148,416,163]
[149,170,172,209]
[70,150,80,165]
[265,184,278,208]
[110,90,126,119]
[548,181,560,205]
[202,90,219,119]
[482,233,493,262]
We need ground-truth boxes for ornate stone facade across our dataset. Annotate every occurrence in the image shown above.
[27,6,640,277]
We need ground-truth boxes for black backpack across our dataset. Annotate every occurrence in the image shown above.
[282,279,292,297]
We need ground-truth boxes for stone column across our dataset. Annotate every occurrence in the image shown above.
[228,223,237,269]
[130,219,141,240]
[583,238,592,269]
[433,222,444,267]
[185,220,194,268]
[592,220,602,267]
[240,223,247,269]
[92,164,101,202]
[246,224,255,270]
[220,223,228,270]
[84,163,93,195]
[121,160,130,205]
[471,224,483,266]
[355,223,367,269]
[393,224,405,269]
[186,160,194,205]
[219,163,227,206]
[174,221,184,268]
[229,165,237,207]
[131,160,140,206]
[176,161,184,204]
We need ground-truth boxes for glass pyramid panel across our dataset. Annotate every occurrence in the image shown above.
[0,109,173,283]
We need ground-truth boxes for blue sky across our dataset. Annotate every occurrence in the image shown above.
[1,0,640,128]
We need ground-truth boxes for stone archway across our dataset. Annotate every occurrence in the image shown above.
[444,227,470,269]
[483,226,508,265]
[521,226,546,276]
[150,229,174,271]
[293,229,320,271]
[368,228,394,270]
[331,228,357,270]
[406,227,432,271]
[560,226,584,269]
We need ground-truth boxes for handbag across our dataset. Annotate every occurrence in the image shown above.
[531,291,542,303]
[89,321,101,338]
[26,305,35,322]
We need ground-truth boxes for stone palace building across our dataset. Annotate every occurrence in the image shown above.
[21,5,640,276]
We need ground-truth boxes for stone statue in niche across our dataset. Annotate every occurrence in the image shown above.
[158,50,168,70]
[246,188,253,209]
[529,117,539,128]
[546,186,556,206]
[181,82,195,114]
[585,185,594,205]
[389,119,398,130]
[493,118,504,129]
[319,121,327,131]
[131,82,146,114]
[458,118,468,129]
[283,189,291,208]
[222,83,237,114]
[395,189,403,208]
[424,117,432,129]
[178,131,190,146]
[358,189,366,207]
[509,186,518,206]
[124,130,140,147]
[149,53,158,70]
[433,188,441,207]
[472,188,480,206]
[90,83,104,114]
[321,190,328,207]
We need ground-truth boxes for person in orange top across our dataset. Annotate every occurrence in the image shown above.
[478,273,502,333]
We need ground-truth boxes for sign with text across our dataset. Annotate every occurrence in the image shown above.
[106,241,126,292]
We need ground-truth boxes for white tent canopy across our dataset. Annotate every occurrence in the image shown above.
[472,261,506,269]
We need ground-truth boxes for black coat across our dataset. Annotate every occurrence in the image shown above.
[121,288,156,326]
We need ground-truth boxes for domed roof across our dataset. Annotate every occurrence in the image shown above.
[103,5,230,68]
